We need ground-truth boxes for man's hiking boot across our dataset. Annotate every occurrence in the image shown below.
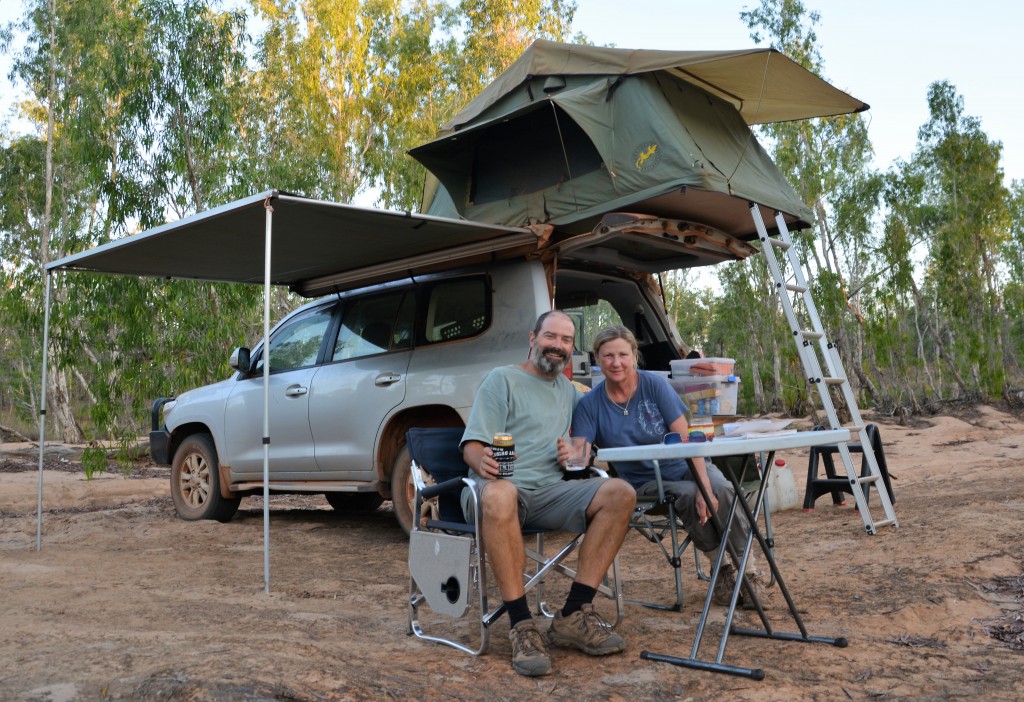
[509,619,551,676]
[548,604,626,655]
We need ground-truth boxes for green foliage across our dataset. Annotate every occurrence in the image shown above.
[3,0,1022,440]
[0,0,582,441]
[81,445,108,480]
[115,434,136,478]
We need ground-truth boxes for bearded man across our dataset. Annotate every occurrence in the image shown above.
[460,310,636,677]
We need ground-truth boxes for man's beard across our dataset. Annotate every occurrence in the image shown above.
[531,343,569,376]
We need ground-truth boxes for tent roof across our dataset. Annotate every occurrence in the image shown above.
[444,39,868,132]
[47,191,539,298]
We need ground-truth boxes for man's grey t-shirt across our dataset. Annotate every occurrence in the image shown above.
[461,365,580,490]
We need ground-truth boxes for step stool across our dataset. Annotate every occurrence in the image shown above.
[803,423,896,510]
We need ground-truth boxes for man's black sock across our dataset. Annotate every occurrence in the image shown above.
[506,596,532,628]
[561,582,598,617]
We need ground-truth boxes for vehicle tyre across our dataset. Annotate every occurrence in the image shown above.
[170,433,240,522]
[324,492,384,513]
[391,444,416,535]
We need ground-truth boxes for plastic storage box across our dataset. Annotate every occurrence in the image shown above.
[670,357,735,376]
[669,373,741,416]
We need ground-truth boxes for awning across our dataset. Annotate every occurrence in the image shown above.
[48,190,539,297]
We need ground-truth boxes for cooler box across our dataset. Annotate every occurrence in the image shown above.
[669,373,741,416]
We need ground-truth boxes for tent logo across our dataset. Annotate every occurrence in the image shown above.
[634,142,660,171]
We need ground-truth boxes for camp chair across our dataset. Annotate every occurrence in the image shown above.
[625,467,695,612]
[694,452,776,587]
[624,439,776,611]
[618,431,702,612]
[405,427,623,656]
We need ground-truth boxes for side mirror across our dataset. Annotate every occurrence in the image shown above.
[230,347,251,373]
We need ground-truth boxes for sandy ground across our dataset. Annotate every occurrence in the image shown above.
[2,407,1023,701]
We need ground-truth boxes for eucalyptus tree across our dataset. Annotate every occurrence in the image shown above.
[243,0,579,209]
[911,81,1010,400]
[1,0,151,441]
[739,0,883,417]
[4,0,263,441]
[1005,181,1024,382]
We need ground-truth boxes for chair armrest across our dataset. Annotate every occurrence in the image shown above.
[420,476,468,501]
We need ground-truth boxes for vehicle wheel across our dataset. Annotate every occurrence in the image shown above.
[170,434,240,522]
[324,492,384,513]
[391,444,416,535]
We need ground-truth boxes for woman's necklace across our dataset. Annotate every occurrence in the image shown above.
[605,374,637,415]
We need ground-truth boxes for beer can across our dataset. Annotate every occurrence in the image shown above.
[492,434,515,478]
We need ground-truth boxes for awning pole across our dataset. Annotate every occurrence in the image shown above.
[36,270,53,551]
[262,200,273,593]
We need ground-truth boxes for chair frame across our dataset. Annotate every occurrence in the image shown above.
[624,450,776,611]
[406,427,623,656]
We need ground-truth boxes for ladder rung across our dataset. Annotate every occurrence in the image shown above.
[822,377,846,386]
[799,330,824,340]
[765,237,791,250]
[856,475,881,485]
[872,518,897,528]
[785,283,807,293]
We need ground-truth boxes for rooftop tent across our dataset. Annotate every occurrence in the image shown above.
[411,40,869,237]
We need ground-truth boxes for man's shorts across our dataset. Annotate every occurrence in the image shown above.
[461,478,607,533]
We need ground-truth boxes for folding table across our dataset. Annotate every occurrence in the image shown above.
[598,429,851,679]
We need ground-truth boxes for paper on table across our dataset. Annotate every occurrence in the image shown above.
[717,429,798,441]
[719,419,796,440]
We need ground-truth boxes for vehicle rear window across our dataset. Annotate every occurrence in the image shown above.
[424,278,489,343]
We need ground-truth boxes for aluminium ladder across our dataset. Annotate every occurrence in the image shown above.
[749,204,898,534]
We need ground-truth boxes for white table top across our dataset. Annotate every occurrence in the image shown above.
[596,429,851,463]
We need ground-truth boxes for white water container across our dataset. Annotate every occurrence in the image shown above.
[764,462,800,513]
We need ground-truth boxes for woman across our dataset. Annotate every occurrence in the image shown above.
[571,324,766,608]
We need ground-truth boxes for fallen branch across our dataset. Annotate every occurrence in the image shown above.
[0,423,31,442]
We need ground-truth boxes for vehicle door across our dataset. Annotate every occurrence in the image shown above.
[222,303,336,476]
[309,289,415,475]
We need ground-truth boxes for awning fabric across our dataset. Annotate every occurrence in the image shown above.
[47,191,538,297]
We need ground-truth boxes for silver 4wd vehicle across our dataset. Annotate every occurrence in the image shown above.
[149,215,727,534]
[148,40,846,533]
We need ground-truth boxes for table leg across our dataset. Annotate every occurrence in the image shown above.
[640,452,848,679]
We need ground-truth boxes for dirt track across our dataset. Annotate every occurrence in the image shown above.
[2,408,1023,701]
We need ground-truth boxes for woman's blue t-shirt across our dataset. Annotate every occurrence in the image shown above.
[572,370,689,489]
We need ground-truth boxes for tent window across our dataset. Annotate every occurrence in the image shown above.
[469,106,602,205]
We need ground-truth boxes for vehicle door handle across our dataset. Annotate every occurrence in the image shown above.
[285,385,308,397]
[374,372,402,387]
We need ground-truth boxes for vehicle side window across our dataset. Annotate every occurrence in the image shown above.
[424,278,489,344]
[332,291,408,361]
[253,306,334,373]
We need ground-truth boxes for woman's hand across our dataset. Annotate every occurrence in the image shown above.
[694,484,719,525]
